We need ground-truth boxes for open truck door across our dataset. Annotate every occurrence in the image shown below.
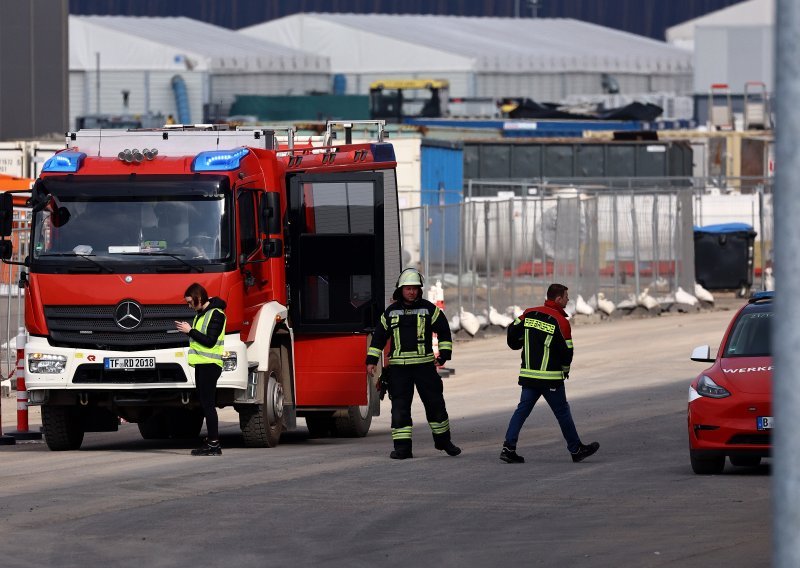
[287,169,399,436]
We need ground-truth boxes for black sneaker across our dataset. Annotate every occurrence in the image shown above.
[191,440,222,456]
[390,449,413,460]
[571,442,599,463]
[500,446,525,463]
[436,441,462,456]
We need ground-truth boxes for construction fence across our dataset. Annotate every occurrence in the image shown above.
[401,176,773,320]
[0,176,774,379]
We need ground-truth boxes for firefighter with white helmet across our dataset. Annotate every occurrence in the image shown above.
[366,268,461,459]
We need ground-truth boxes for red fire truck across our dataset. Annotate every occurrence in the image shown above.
[0,120,400,450]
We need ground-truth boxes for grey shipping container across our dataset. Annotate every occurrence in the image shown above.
[463,139,693,188]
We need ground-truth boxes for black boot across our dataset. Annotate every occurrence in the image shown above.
[571,441,599,463]
[390,440,413,460]
[500,444,525,463]
[390,448,413,459]
[436,440,462,456]
[191,438,222,456]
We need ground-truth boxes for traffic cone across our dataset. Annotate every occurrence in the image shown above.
[7,328,41,440]
[431,280,454,378]
[0,368,15,445]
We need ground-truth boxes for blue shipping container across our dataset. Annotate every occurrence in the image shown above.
[420,141,464,270]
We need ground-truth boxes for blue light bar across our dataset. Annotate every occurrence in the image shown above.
[370,143,396,163]
[42,151,87,173]
[192,148,249,172]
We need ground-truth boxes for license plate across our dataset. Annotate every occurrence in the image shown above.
[757,416,773,430]
[104,357,156,370]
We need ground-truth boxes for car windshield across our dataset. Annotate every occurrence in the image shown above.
[723,306,772,357]
[32,195,230,265]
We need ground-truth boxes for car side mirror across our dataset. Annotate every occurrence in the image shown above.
[690,345,715,363]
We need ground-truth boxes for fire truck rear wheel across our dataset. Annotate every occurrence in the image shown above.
[239,353,284,448]
[305,412,334,438]
[332,372,375,438]
[42,404,85,451]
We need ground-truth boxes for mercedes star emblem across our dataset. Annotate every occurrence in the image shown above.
[114,300,143,330]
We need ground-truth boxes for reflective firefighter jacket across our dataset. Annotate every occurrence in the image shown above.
[366,298,452,366]
[507,299,573,385]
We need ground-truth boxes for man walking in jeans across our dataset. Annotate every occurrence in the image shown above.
[500,283,599,464]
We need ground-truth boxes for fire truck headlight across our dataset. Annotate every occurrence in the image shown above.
[222,351,237,372]
[28,354,67,374]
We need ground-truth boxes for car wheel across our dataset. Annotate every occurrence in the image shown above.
[730,455,762,468]
[690,451,725,475]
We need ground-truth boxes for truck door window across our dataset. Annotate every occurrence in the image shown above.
[237,191,258,258]
[288,173,384,332]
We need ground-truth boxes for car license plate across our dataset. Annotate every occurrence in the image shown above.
[757,416,773,430]
[104,357,156,370]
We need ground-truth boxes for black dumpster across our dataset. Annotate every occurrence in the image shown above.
[694,223,757,294]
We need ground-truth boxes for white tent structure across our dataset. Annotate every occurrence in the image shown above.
[666,0,774,94]
[69,16,331,129]
[240,13,693,101]
[666,0,774,50]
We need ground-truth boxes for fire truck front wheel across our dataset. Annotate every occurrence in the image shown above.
[42,405,85,451]
[238,353,284,448]
[333,371,378,438]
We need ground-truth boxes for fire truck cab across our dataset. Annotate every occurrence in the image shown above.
[0,120,400,450]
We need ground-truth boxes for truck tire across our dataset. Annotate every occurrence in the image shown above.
[690,451,725,475]
[138,413,170,440]
[332,373,375,438]
[167,408,205,439]
[42,405,85,451]
[305,412,334,438]
[239,353,284,448]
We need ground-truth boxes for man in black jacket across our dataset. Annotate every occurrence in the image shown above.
[500,283,599,464]
[366,268,461,459]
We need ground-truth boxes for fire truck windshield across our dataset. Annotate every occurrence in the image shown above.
[32,195,231,269]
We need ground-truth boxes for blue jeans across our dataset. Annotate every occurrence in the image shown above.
[504,382,581,453]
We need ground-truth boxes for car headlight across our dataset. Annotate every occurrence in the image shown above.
[222,351,237,372]
[28,353,67,374]
[696,374,730,399]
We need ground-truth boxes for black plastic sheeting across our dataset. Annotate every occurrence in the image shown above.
[501,98,664,122]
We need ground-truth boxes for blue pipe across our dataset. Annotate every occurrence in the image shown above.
[171,75,191,124]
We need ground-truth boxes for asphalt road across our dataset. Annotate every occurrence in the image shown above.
[0,307,769,567]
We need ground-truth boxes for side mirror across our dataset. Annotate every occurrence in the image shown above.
[0,239,12,260]
[690,345,715,363]
[260,192,282,235]
[52,206,71,228]
[0,192,13,237]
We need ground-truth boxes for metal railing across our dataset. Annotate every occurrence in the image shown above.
[402,176,773,320]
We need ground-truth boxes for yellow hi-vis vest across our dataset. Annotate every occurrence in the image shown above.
[187,308,226,368]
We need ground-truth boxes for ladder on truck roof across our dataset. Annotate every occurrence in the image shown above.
[65,120,388,157]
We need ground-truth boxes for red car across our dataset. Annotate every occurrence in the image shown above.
[688,291,772,474]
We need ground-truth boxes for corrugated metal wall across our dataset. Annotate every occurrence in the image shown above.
[420,141,464,204]
[0,0,68,139]
[68,70,205,129]
[462,140,693,183]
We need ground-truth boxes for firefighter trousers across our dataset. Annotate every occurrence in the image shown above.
[389,363,452,451]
